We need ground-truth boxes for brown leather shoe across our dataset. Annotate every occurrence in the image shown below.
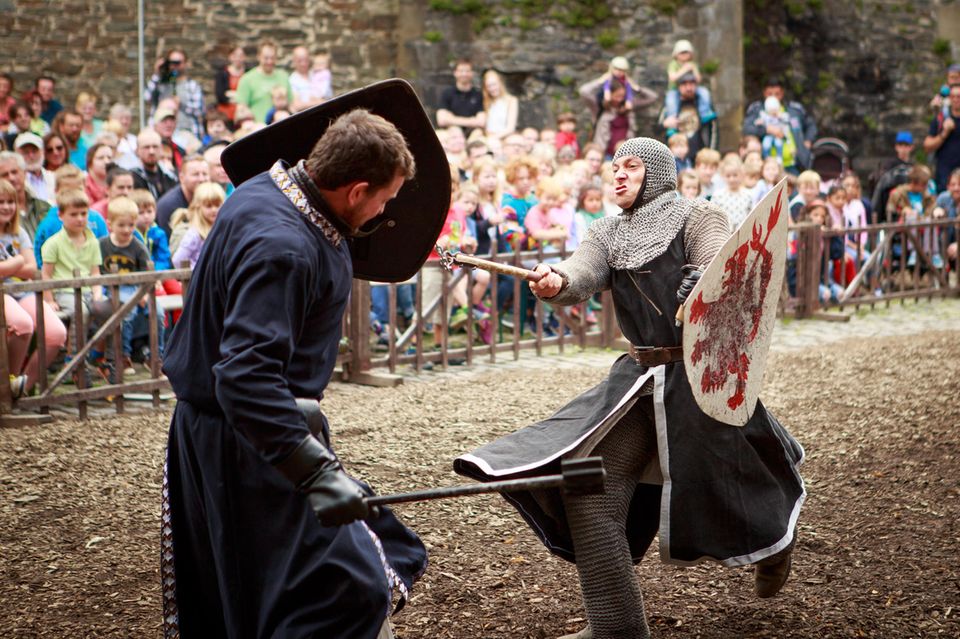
[557,625,592,639]
[755,540,795,598]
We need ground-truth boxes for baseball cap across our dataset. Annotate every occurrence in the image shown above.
[947,63,960,73]
[610,56,630,71]
[894,131,914,145]
[154,107,176,122]
[672,39,694,56]
[13,132,44,150]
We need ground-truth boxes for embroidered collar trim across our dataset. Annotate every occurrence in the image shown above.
[269,160,343,247]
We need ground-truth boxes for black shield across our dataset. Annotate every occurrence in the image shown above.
[221,79,449,282]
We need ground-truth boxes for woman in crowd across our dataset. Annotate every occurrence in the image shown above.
[482,69,518,141]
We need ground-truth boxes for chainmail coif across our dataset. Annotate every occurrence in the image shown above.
[599,137,695,270]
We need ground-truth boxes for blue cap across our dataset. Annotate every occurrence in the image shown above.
[895,131,914,145]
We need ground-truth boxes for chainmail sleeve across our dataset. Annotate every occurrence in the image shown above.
[537,217,616,306]
[683,200,731,268]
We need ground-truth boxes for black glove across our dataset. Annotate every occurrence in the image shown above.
[676,264,703,306]
[274,435,369,527]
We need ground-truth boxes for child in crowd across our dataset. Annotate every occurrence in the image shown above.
[311,52,334,101]
[789,170,824,221]
[753,156,785,204]
[169,182,226,268]
[470,157,503,256]
[203,109,232,146]
[694,148,722,199]
[930,63,960,118]
[499,156,538,250]
[887,164,941,269]
[678,169,702,199]
[34,164,109,266]
[668,133,692,173]
[530,143,557,179]
[711,155,753,231]
[100,196,160,375]
[264,85,292,124]
[743,154,763,194]
[41,189,105,325]
[755,96,791,159]
[554,112,580,158]
[576,184,605,231]
[524,177,575,252]
[798,199,845,305]
[539,128,557,147]
[130,189,170,270]
[0,178,66,397]
[663,39,715,124]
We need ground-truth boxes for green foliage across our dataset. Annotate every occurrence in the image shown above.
[933,38,952,59]
[742,34,753,48]
[429,0,616,34]
[624,38,641,50]
[423,30,444,43]
[596,29,618,50]
[650,0,690,16]
[558,75,575,87]
[863,114,879,132]
[816,71,834,91]
[517,15,539,31]
[702,59,720,76]
[779,33,796,49]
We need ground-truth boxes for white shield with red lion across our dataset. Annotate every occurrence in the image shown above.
[680,178,789,426]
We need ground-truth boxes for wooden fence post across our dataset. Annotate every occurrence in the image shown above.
[794,223,822,319]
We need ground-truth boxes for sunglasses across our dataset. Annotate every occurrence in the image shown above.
[168,59,184,66]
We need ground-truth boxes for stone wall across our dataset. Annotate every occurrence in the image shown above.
[0,0,953,168]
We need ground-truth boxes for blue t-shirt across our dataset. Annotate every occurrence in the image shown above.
[34,206,109,266]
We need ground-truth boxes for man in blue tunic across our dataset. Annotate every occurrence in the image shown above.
[161,108,427,639]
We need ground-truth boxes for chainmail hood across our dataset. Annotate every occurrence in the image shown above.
[600,137,694,270]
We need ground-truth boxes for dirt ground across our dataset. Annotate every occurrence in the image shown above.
[1,331,958,638]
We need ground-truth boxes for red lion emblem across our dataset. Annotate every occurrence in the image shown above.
[687,191,783,410]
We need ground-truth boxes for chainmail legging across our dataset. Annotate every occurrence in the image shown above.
[562,399,659,639]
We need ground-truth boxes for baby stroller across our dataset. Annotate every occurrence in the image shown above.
[810,137,850,184]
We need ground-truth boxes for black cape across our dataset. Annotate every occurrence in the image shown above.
[455,228,805,567]
[162,163,426,638]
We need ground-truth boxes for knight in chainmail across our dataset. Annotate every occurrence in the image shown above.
[454,137,805,639]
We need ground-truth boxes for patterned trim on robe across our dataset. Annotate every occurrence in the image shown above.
[269,161,344,248]
[161,458,180,639]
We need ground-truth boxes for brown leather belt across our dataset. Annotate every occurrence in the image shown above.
[629,344,683,366]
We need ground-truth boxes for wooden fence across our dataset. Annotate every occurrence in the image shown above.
[0,218,956,421]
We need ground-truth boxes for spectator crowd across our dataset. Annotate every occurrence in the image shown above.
[1,41,958,392]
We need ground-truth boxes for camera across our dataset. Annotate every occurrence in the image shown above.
[159,59,180,83]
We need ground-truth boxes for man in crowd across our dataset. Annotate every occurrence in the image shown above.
[156,154,211,235]
[161,106,427,638]
[36,75,63,124]
[436,59,485,134]
[14,132,55,204]
[144,48,205,140]
[924,82,960,191]
[202,141,234,197]
[742,76,817,174]
[660,72,718,159]
[0,150,50,238]
[152,107,186,171]
[52,108,87,170]
[123,128,178,202]
[871,130,916,223]
[90,166,135,216]
[236,40,292,123]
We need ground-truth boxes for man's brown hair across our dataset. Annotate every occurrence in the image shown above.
[305,109,415,191]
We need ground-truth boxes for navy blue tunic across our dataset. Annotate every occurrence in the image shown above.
[163,168,427,638]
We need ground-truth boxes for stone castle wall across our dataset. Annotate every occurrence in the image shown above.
[0,0,955,168]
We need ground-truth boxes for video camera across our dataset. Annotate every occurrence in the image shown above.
[159,58,181,84]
